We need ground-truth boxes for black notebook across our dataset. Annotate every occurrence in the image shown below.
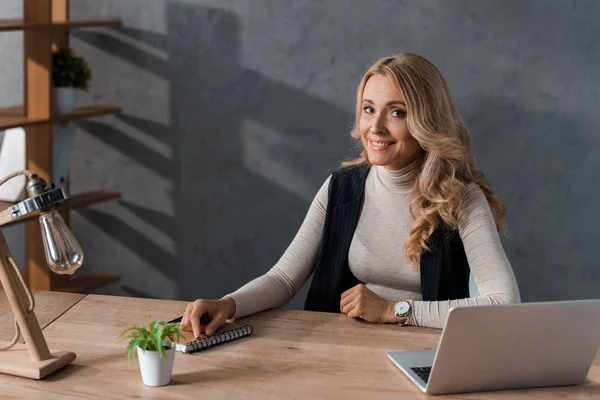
[171,322,253,354]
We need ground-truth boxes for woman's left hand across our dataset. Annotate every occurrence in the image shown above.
[340,284,395,323]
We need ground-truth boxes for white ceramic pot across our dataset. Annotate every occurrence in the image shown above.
[136,346,175,387]
[52,86,77,115]
[52,122,77,187]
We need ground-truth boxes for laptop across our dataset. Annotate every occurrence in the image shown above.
[387,299,600,395]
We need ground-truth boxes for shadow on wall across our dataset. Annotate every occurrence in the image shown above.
[463,96,600,302]
[71,3,353,304]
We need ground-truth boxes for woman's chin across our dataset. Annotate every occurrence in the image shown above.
[366,153,391,166]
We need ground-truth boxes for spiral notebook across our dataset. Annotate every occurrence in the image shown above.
[168,316,253,354]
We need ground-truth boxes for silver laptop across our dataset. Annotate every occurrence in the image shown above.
[388,299,600,395]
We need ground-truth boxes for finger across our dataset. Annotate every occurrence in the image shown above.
[198,313,211,335]
[343,291,365,313]
[190,301,208,339]
[340,291,359,313]
[342,298,360,316]
[347,303,363,320]
[180,303,193,330]
[179,304,189,328]
[205,312,226,336]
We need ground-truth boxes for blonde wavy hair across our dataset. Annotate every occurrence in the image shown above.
[343,53,507,265]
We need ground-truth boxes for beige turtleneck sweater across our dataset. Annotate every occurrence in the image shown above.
[227,159,521,329]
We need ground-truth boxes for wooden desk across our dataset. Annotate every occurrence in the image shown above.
[0,293,599,399]
[0,290,85,342]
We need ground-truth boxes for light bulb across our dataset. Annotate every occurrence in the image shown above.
[39,209,84,275]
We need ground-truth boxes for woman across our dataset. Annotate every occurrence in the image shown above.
[181,53,520,338]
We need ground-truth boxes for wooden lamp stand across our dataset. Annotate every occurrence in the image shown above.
[0,228,75,379]
[0,171,77,379]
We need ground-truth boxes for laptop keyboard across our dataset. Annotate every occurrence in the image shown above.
[410,366,432,383]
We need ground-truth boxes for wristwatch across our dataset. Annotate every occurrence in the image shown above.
[392,300,411,325]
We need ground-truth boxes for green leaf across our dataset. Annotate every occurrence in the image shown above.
[52,45,92,90]
[118,315,180,361]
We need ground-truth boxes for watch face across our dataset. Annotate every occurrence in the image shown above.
[394,301,410,315]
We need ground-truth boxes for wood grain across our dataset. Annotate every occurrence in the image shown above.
[0,293,596,399]
[0,290,85,343]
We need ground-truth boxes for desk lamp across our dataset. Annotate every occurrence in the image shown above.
[0,169,83,379]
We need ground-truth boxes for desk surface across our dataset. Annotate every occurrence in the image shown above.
[0,290,85,342]
[0,293,599,399]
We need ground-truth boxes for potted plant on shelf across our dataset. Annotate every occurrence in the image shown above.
[118,315,181,387]
[51,46,92,115]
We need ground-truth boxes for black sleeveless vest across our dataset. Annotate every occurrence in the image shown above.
[304,164,471,313]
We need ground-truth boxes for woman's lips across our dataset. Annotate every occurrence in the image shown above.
[369,139,396,151]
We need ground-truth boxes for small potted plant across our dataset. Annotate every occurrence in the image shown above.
[51,46,92,115]
[118,315,181,386]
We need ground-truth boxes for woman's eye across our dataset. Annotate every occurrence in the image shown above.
[391,109,406,118]
[363,106,374,114]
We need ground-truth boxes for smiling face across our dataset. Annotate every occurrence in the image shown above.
[359,74,423,170]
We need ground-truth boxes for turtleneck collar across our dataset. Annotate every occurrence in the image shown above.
[374,154,423,193]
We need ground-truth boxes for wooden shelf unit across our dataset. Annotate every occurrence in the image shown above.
[0,18,121,32]
[0,105,121,130]
[0,0,123,293]
[0,190,121,228]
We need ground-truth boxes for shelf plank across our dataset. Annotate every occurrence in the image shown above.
[0,19,121,32]
[53,273,120,293]
[52,105,122,124]
[0,105,121,130]
[0,106,47,130]
[0,190,121,228]
[59,190,121,211]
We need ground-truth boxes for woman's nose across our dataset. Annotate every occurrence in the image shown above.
[370,114,386,134]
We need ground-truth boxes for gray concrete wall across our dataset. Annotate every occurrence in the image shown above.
[1,0,599,306]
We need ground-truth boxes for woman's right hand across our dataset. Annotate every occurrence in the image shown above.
[180,296,236,339]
